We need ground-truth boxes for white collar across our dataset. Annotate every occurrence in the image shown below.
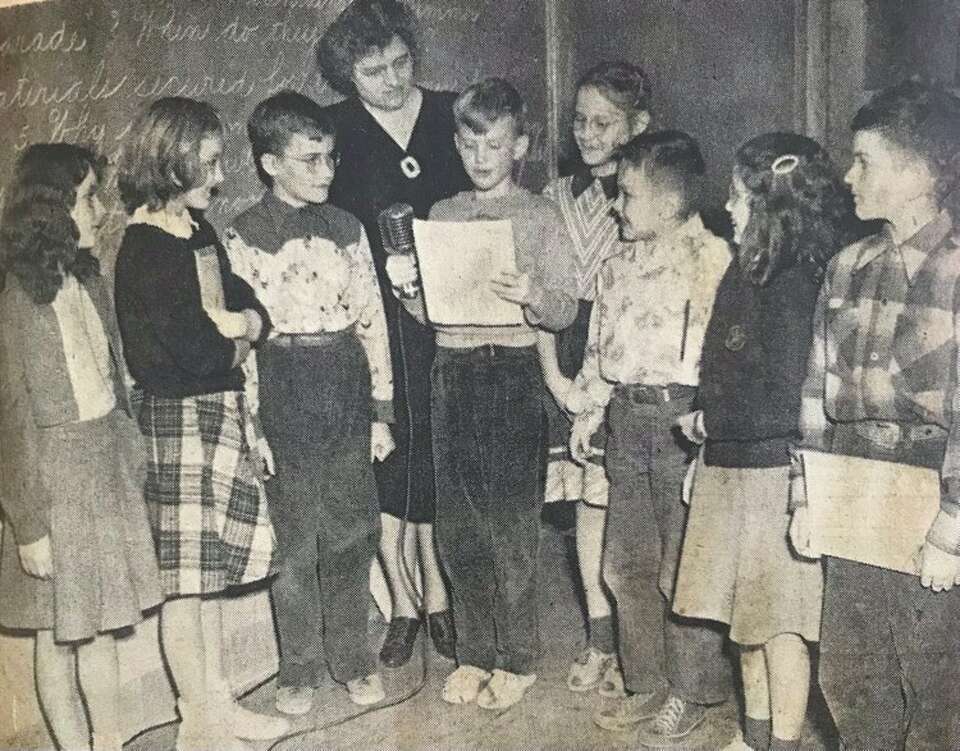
[130,206,199,239]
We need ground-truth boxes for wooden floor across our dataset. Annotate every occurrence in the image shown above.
[120,512,834,751]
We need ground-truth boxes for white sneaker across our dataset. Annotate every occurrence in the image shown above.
[476,669,537,710]
[441,665,492,704]
[346,673,386,706]
[275,686,315,716]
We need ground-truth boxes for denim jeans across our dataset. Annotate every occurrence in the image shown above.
[603,388,732,703]
[260,337,380,686]
[431,345,544,675]
[819,425,960,750]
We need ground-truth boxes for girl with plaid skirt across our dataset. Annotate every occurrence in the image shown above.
[114,98,288,751]
[0,143,161,751]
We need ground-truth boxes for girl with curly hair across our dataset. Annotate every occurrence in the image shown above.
[0,143,161,751]
[670,133,860,751]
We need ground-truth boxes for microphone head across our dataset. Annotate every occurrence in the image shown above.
[378,203,415,255]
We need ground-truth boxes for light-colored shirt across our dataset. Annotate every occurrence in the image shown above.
[225,195,393,422]
[574,213,730,412]
[50,274,116,421]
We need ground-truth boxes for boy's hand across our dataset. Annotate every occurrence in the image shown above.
[371,421,395,462]
[789,506,819,559]
[676,410,707,444]
[489,270,539,307]
[18,535,53,579]
[208,308,249,339]
[386,255,419,293]
[919,542,960,592]
[569,410,603,464]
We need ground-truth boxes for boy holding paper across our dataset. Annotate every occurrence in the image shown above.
[790,80,960,750]
[386,77,576,710]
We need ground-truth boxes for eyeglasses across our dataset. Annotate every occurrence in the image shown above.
[282,152,341,172]
[572,115,626,135]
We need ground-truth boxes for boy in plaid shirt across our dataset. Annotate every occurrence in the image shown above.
[790,80,960,750]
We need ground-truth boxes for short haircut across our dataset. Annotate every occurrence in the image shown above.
[317,0,418,96]
[453,78,526,136]
[247,91,335,187]
[734,132,857,285]
[618,130,705,219]
[577,61,652,121]
[117,97,222,214]
[851,78,960,206]
[0,143,104,303]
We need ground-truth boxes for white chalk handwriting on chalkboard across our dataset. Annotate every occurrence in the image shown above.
[0,21,87,56]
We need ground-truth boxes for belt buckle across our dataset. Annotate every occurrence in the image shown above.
[859,421,901,450]
[660,386,671,403]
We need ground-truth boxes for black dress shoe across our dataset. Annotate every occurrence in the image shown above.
[427,610,456,660]
[379,616,421,668]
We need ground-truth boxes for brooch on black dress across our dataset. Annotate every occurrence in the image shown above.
[724,324,747,352]
[400,155,421,179]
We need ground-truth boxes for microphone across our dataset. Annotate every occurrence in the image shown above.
[378,203,420,299]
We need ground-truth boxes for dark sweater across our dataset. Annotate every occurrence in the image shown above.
[698,261,820,468]
[114,212,270,398]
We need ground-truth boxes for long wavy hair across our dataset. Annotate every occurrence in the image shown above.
[734,132,857,286]
[0,143,105,304]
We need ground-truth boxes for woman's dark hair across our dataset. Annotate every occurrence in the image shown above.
[734,132,856,286]
[0,143,104,304]
[117,97,222,214]
[316,0,418,96]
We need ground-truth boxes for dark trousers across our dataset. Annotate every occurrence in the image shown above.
[259,338,380,686]
[431,345,544,675]
[819,425,960,750]
[603,388,732,703]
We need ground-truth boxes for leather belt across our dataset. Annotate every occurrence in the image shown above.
[853,419,947,449]
[270,331,347,348]
[616,383,696,406]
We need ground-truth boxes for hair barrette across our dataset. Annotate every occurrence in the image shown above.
[771,154,799,175]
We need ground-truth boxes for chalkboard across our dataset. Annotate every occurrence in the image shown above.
[0,0,548,262]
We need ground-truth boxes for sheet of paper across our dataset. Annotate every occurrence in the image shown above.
[800,449,941,574]
[413,219,525,327]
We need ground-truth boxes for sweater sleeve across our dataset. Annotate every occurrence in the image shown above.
[800,274,831,450]
[139,244,239,378]
[0,299,50,545]
[524,209,578,331]
[220,243,272,347]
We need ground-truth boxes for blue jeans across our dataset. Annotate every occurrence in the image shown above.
[431,345,544,674]
[603,387,732,703]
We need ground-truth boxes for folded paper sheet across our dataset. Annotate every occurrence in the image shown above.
[800,449,941,574]
[413,218,524,327]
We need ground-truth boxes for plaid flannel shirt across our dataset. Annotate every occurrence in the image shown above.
[801,211,960,514]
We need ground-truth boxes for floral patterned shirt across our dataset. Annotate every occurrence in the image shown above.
[225,193,393,423]
[573,213,730,418]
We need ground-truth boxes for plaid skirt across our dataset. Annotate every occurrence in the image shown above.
[138,391,274,597]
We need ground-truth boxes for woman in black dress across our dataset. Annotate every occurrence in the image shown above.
[317,0,469,668]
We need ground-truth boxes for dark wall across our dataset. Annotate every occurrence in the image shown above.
[568,0,799,207]
[0,0,547,262]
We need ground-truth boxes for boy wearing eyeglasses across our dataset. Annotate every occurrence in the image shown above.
[225,89,394,713]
